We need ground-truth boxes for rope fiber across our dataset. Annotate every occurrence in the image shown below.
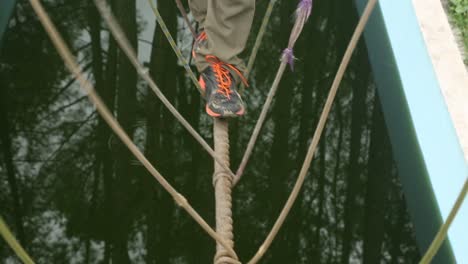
[213,119,240,264]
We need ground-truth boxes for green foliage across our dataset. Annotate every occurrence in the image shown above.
[449,0,468,63]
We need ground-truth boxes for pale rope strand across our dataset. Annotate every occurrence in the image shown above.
[213,119,240,264]
[419,177,468,264]
[28,0,238,257]
[147,0,201,91]
[247,0,378,263]
[234,61,286,185]
[240,0,278,95]
[94,0,237,180]
[234,0,312,185]
[0,217,35,264]
[245,0,277,79]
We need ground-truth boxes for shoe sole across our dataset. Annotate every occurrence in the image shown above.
[206,105,245,118]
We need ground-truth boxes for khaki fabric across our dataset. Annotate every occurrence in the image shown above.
[188,0,255,78]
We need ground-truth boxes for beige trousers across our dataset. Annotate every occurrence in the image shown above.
[188,0,255,75]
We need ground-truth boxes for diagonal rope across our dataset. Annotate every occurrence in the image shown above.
[245,0,277,78]
[174,0,197,39]
[28,0,238,257]
[0,216,35,264]
[94,0,236,180]
[419,177,468,264]
[247,0,378,262]
[242,0,277,86]
[147,0,201,93]
[234,0,312,185]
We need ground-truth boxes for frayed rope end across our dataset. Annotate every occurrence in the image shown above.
[296,0,313,20]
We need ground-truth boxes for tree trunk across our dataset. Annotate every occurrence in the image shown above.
[267,0,296,261]
[340,48,369,264]
[362,98,390,264]
[0,78,26,247]
[143,20,162,264]
[146,1,178,262]
[111,0,138,262]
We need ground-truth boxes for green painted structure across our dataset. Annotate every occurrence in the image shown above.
[355,0,467,263]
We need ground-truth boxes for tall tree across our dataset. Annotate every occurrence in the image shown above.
[0,75,26,247]
[111,0,138,262]
[340,21,370,264]
[362,97,391,264]
[145,0,178,262]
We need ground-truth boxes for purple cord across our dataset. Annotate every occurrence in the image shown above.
[282,48,295,71]
[297,0,313,20]
[281,0,313,71]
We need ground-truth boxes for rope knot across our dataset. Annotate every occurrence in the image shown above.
[214,252,241,264]
[282,48,295,71]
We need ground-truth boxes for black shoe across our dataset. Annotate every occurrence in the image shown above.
[199,55,248,118]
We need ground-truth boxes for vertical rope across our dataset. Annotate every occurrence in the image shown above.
[213,119,240,264]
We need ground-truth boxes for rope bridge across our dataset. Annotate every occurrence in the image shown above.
[1,0,466,263]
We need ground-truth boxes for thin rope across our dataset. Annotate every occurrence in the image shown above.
[240,0,278,94]
[245,0,277,78]
[213,119,240,264]
[0,217,35,264]
[174,0,197,39]
[419,177,468,264]
[234,0,312,186]
[28,0,238,257]
[247,0,378,262]
[94,0,237,180]
[147,0,201,92]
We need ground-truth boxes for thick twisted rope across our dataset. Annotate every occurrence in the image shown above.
[209,3,279,262]
[94,0,236,180]
[234,0,313,185]
[419,177,468,264]
[247,0,378,262]
[0,217,35,264]
[28,0,237,257]
[213,119,240,264]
